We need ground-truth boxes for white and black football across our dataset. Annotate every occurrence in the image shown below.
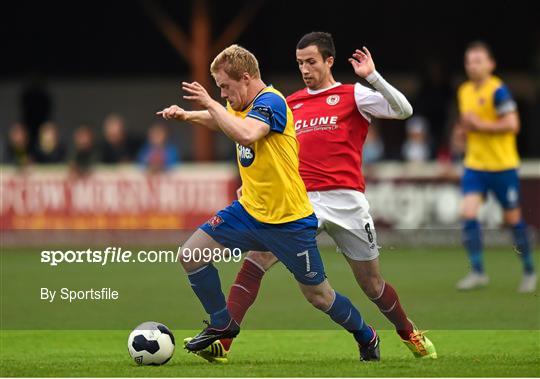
[127,321,175,365]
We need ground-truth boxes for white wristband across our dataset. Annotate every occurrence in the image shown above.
[365,70,381,85]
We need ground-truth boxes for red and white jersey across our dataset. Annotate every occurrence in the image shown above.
[287,82,392,193]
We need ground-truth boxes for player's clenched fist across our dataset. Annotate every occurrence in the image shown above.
[182,81,215,109]
[156,105,187,120]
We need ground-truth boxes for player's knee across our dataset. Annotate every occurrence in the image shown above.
[461,195,482,220]
[461,207,478,220]
[178,250,194,271]
[306,293,330,311]
[348,259,384,298]
[303,287,334,311]
[503,208,521,226]
[178,246,204,272]
[359,276,384,299]
[245,251,278,271]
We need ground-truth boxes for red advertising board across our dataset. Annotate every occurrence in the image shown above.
[1,165,239,230]
[1,163,538,231]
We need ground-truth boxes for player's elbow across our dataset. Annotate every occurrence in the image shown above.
[237,124,269,145]
[235,129,257,146]
[396,103,413,120]
[511,119,520,134]
[237,134,257,146]
[505,112,520,134]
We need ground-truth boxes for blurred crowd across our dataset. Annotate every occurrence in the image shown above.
[2,64,471,175]
[1,76,180,175]
[362,60,466,175]
[4,97,183,179]
[4,115,463,176]
[4,116,180,175]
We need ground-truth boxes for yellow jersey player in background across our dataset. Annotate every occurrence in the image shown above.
[456,41,536,292]
[158,45,380,361]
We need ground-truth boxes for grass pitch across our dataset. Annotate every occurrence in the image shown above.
[1,330,539,377]
[1,246,539,376]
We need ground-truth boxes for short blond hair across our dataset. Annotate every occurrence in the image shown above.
[210,44,260,80]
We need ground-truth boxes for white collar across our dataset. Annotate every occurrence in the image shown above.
[306,82,342,95]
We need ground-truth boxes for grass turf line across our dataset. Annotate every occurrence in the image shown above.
[1,330,539,377]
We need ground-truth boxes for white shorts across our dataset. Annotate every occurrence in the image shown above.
[308,189,379,261]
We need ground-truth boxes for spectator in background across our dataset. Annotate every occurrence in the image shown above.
[436,124,466,179]
[33,122,66,163]
[5,123,31,167]
[137,123,178,172]
[70,125,95,176]
[438,123,466,164]
[363,124,384,164]
[402,115,431,162]
[99,113,133,164]
[20,74,53,153]
[413,59,453,156]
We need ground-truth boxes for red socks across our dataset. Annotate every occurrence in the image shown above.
[220,260,413,351]
[370,282,414,340]
[221,258,266,350]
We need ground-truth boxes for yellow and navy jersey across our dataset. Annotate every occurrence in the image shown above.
[226,86,313,224]
[457,75,519,171]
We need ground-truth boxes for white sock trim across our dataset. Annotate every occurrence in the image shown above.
[342,308,352,324]
[323,290,337,313]
[232,283,250,293]
[369,281,386,301]
[244,257,266,273]
[213,306,228,315]
[381,300,397,313]
[187,264,210,276]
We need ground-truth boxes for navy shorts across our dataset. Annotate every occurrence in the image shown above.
[200,201,325,285]
[461,168,521,209]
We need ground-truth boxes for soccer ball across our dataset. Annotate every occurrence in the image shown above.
[127,321,175,365]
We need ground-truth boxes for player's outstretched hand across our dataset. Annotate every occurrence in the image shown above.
[349,46,376,79]
[182,81,215,109]
[156,105,188,120]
